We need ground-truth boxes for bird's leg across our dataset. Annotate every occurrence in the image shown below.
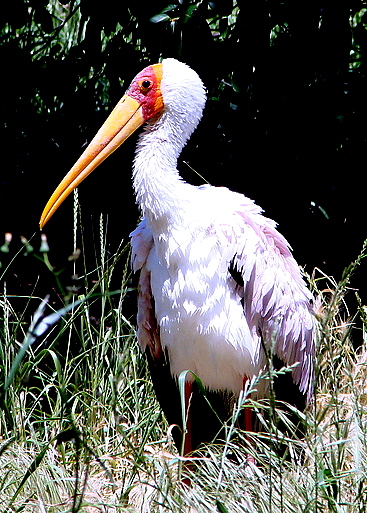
[242,376,253,431]
[242,376,255,464]
[183,379,193,456]
[180,378,194,486]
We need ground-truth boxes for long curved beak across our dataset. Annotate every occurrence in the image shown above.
[40,95,144,229]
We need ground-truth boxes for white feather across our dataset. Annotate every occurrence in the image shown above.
[130,59,315,400]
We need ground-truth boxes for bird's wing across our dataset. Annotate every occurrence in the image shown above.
[212,189,315,399]
[130,218,154,273]
[130,219,162,358]
[131,219,186,450]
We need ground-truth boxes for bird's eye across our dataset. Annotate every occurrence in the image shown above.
[140,79,152,92]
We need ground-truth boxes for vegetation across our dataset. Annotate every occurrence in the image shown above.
[1,218,367,512]
[1,1,367,511]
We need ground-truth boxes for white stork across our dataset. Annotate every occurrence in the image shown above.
[40,58,315,455]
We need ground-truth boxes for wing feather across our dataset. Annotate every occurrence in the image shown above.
[130,218,154,273]
[219,194,315,400]
[130,219,163,358]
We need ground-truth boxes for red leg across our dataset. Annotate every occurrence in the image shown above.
[183,379,193,456]
[243,376,255,464]
[181,379,194,486]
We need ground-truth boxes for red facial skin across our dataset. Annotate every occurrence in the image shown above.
[126,64,164,121]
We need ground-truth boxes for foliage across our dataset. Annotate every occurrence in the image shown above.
[1,1,367,280]
[1,213,367,511]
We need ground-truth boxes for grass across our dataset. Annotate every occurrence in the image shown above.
[1,213,367,512]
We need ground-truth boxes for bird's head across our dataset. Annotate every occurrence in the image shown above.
[39,58,206,229]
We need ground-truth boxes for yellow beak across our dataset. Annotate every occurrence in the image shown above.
[39,94,144,229]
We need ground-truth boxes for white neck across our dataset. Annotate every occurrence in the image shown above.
[132,115,189,221]
[132,58,206,225]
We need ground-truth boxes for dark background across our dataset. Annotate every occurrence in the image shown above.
[1,1,367,310]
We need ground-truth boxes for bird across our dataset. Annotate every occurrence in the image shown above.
[40,58,315,456]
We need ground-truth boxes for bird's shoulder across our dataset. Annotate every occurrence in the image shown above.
[130,218,154,272]
[198,185,289,261]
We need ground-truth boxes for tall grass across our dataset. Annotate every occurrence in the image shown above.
[1,217,367,512]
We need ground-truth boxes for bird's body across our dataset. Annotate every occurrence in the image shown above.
[40,58,315,454]
[131,186,313,398]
